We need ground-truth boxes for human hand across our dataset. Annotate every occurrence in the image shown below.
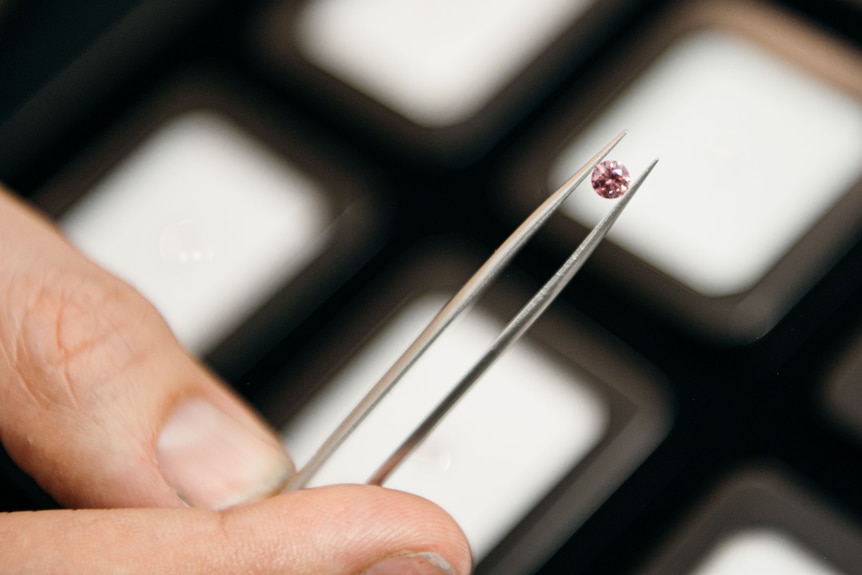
[0,187,471,574]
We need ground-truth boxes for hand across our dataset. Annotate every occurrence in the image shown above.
[0,188,471,574]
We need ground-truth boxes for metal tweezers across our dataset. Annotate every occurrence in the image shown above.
[285,129,658,491]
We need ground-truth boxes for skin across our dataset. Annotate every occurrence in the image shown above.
[0,187,472,574]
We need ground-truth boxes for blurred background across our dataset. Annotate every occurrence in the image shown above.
[1,0,862,573]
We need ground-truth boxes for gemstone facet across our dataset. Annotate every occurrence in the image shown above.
[591,160,631,199]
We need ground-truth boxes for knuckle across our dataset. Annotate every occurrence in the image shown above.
[5,268,164,410]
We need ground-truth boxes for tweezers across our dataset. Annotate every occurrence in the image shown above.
[284,129,658,491]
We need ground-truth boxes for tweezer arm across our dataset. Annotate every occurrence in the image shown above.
[368,158,658,486]
[284,129,629,491]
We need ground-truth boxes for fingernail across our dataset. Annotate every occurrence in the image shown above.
[362,552,456,575]
[157,398,292,509]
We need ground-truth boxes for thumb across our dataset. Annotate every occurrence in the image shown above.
[0,187,291,509]
[0,485,472,574]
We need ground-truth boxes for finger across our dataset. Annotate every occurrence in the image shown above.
[0,187,292,510]
[0,485,472,575]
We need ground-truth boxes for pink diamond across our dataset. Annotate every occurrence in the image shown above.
[591,160,631,199]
